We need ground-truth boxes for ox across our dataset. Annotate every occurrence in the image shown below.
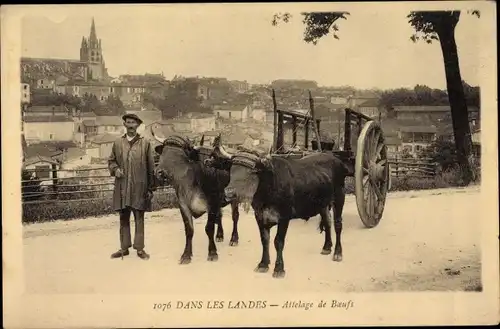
[209,145,348,278]
[151,128,240,264]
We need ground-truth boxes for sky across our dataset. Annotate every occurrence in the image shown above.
[20,4,483,90]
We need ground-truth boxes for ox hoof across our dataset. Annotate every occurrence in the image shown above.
[272,270,286,278]
[321,248,332,255]
[254,265,269,273]
[215,236,224,243]
[207,254,219,262]
[229,240,239,247]
[179,256,192,265]
[333,254,343,262]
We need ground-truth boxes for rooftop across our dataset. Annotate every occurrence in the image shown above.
[393,105,450,112]
[24,116,74,123]
[64,147,87,161]
[24,155,59,167]
[358,98,381,107]
[399,126,438,133]
[25,105,70,113]
[82,119,98,127]
[91,133,119,144]
[78,111,97,118]
[25,144,63,159]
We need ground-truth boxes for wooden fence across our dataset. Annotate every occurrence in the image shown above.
[21,157,439,204]
[388,157,438,178]
[21,163,173,205]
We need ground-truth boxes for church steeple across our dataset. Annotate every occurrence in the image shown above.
[80,18,108,81]
[89,17,98,46]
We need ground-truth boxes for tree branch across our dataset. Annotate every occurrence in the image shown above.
[272,11,349,45]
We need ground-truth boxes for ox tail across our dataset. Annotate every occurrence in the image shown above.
[318,220,325,234]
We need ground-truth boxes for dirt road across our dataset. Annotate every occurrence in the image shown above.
[23,186,481,294]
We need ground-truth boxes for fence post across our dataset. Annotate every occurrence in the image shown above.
[52,164,58,200]
[395,155,399,178]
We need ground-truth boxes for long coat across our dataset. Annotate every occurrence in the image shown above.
[108,134,156,212]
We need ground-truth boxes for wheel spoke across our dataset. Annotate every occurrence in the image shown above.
[370,178,383,200]
[374,142,384,161]
[377,159,387,166]
[365,184,373,217]
[371,130,380,159]
[363,140,371,167]
[369,183,376,217]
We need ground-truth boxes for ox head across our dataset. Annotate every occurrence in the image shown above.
[202,133,233,171]
[151,126,210,182]
[210,143,273,203]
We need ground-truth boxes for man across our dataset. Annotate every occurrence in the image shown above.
[108,113,156,260]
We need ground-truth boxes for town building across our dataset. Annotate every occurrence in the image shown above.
[95,116,126,135]
[90,133,119,158]
[356,98,382,118]
[399,125,438,156]
[214,104,251,122]
[229,80,250,93]
[24,115,75,144]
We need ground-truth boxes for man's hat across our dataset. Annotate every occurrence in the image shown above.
[122,113,143,125]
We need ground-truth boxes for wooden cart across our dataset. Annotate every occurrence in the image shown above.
[270,89,390,228]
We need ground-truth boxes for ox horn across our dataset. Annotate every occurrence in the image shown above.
[218,145,233,159]
[150,125,166,144]
[193,135,204,150]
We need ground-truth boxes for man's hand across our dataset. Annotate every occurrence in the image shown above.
[115,168,124,178]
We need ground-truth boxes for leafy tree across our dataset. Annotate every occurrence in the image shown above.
[95,94,126,116]
[408,10,480,185]
[81,93,101,113]
[272,10,479,185]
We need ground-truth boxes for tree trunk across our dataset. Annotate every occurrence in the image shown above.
[436,24,474,185]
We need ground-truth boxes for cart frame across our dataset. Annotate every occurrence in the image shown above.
[270,89,390,228]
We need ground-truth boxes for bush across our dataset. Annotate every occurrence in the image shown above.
[22,190,179,224]
[21,170,43,202]
[420,138,458,171]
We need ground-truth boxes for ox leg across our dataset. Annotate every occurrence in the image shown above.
[332,186,345,262]
[229,201,239,246]
[254,212,270,273]
[272,219,290,278]
[319,206,333,255]
[215,209,224,242]
[205,210,219,261]
[179,205,194,265]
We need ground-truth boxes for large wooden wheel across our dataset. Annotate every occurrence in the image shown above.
[354,120,390,228]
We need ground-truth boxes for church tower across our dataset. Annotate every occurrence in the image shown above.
[80,18,108,80]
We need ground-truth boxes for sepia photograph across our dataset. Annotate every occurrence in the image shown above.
[2,2,498,327]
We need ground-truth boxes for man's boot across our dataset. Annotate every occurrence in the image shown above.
[111,249,129,259]
[137,250,150,260]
